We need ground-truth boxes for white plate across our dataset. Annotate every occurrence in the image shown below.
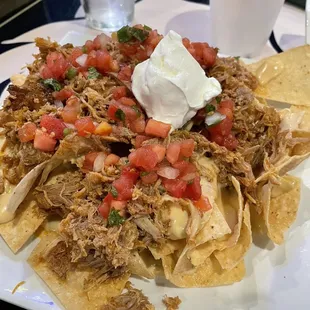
[1,32,310,310]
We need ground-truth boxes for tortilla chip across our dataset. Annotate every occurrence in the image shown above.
[28,232,129,310]
[128,250,157,279]
[263,175,301,244]
[246,45,310,106]
[188,177,243,266]
[162,254,245,288]
[148,240,186,260]
[214,203,252,270]
[0,195,46,253]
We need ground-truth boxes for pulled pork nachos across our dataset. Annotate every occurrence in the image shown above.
[0,25,309,309]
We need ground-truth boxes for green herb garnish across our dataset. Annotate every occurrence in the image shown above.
[63,128,72,137]
[108,209,125,226]
[110,185,118,198]
[66,67,77,80]
[117,25,149,43]
[187,179,194,185]
[42,78,62,91]
[140,171,149,177]
[88,67,102,79]
[215,97,221,104]
[115,109,125,121]
[143,25,152,31]
[82,45,87,53]
[131,105,141,117]
[234,56,240,61]
[205,104,216,113]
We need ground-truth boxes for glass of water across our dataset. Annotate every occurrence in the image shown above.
[83,0,135,32]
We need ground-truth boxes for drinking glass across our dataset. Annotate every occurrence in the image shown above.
[210,0,285,57]
[83,0,135,32]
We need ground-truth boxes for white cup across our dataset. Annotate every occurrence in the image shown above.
[209,0,285,57]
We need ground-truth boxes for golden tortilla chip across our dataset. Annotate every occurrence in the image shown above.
[0,195,46,253]
[246,45,310,106]
[214,203,252,270]
[188,177,243,266]
[162,254,245,288]
[148,240,186,260]
[262,175,301,244]
[28,232,129,310]
[128,250,157,279]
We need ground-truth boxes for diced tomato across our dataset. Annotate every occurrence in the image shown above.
[41,51,69,80]
[112,86,127,100]
[141,171,158,185]
[149,144,166,163]
[166,143,181,165]
[183,176,202,200]
[62,96,80,123]
[82,152,99,171]
[75,117,96,136]
[53,88,74,101]
[70,47,84,67]
[93,34,110,50]
[94,121,112,136]
[202,47,217,68]
[180,139,195,157]
[208,117,233,137]
[40,115,66,140]
[121,166,140,183]
[113,167,139,200]
[110,200,127,210]
[107,103,118,121]
[119,97,136,106]
[130,117,146,133]
[162,178,187,198]
[98,193,113,218]
[210,133,224,145]
[117,65,133,81]
[33,130,57,152]
[96,50,112,72]
[135,135,150,148]
[18,123,37,143]
[194,195,212,212]
[218,107,233,120]
[84,40,95,53]
[223,134,238,151]
[104,154,120,166]
[145,119,171,138]
[219,100,234,110]
[86,50,97,67]
[129,147,158,171]
[173,161,197,180]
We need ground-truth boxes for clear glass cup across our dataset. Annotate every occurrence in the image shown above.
[83,0,135,32]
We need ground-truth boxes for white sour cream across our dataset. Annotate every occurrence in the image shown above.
[132,30,222,129]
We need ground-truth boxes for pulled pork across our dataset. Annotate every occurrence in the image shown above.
[102,282,155,310]
[162,295,182,310]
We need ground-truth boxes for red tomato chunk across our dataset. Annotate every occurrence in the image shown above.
[18,123,37,143]
[33,130,57,152]
[75,117,96,136]
[40,115,66,140]
[145,119,171,138]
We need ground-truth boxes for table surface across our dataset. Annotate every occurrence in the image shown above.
[0,0,308,309]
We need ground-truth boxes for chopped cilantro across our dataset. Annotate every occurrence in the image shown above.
[66,67,77,80]
[131,105,141,117]
[205,104,216,113]
[88,67,101,79]
[42,78,62,91]
[63,128,72,137]
[115,109,125,121]
[110,185,118,198]
[108,209,125,226]
[158,185,166,195]
[234,56,240,61]
[140,171,149,177]
[82,45,87,53]
[187,179,194,185]
[143,25,152,31]
[117,25,149,43]
[215,97,221,104]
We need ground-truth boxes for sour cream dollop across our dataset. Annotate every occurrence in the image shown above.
[132,30,222,129]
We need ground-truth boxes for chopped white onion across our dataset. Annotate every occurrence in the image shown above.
[93,152,107,172]
[157,166,180,179]
[76,54,87,67]
[54,100,64,109]
[64,123,76,129]
[181,172,196,182]
[205,112,226,127]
